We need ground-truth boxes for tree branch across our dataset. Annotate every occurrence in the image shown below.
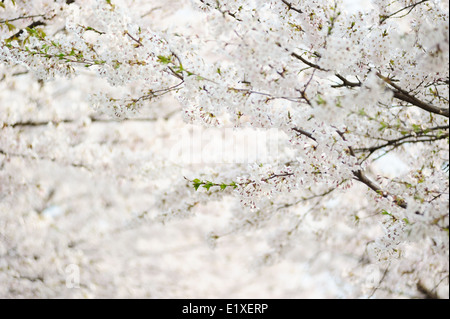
[261,172,294,182]
[417,281,439,299]
[292,127,317,141]
[8,20,46,40]
[125,31,143,47]
[0,147,92,171]
[378,74,449,118]
[199,0,243,21]
[291,52,326,71]
[281,0,303,14]
[332,74,361,88]
[0,14,45,24]
[379,0,430,24]
[353,170,407,208]
[290,53,449,118]
[2,115,178,128]
[355,127,449,155]
[292,126,409,208]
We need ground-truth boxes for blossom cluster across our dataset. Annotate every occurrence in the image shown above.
[0,0,448,298]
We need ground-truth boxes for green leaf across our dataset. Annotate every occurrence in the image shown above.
[41,44,50,53]
[378,121,388,131]
[157,55,171,65]
[220,184,227,190]
[203,181,213,191]
[4,21,16,32]
[192,178,202,191]
[412,124,422,133]
[37,28,46,38]
[316,95,327,105]
[381,209,391,216]
[26,27,37,36]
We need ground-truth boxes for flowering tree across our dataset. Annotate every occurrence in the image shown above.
[0,0,448,298]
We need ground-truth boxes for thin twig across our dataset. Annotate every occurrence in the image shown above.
[379,0,430,24]
[281,0,303,14]
[0,14,45,24]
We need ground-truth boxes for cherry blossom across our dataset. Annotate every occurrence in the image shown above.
[0,0,448,298]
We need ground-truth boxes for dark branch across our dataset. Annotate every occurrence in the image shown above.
[353,170,407,208]
[290,53,449,118]
[168,66,184,81]
[281,0,303,14]
[0,147,92,171]
[291,52,327,71]
[417,281,440,299]
[355,127,449,155]
[2,114,180,128]
[261,172,294,182]
[392,91,449,118]
[125,32,143,47]
[379,0,430,24]
[292,127,317,141]
[378,74,449,118]
[0,14,45,24]
[199,0,243,21]
[332,74,361,88]
[8,20,46,40]
[291,126,409,209]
